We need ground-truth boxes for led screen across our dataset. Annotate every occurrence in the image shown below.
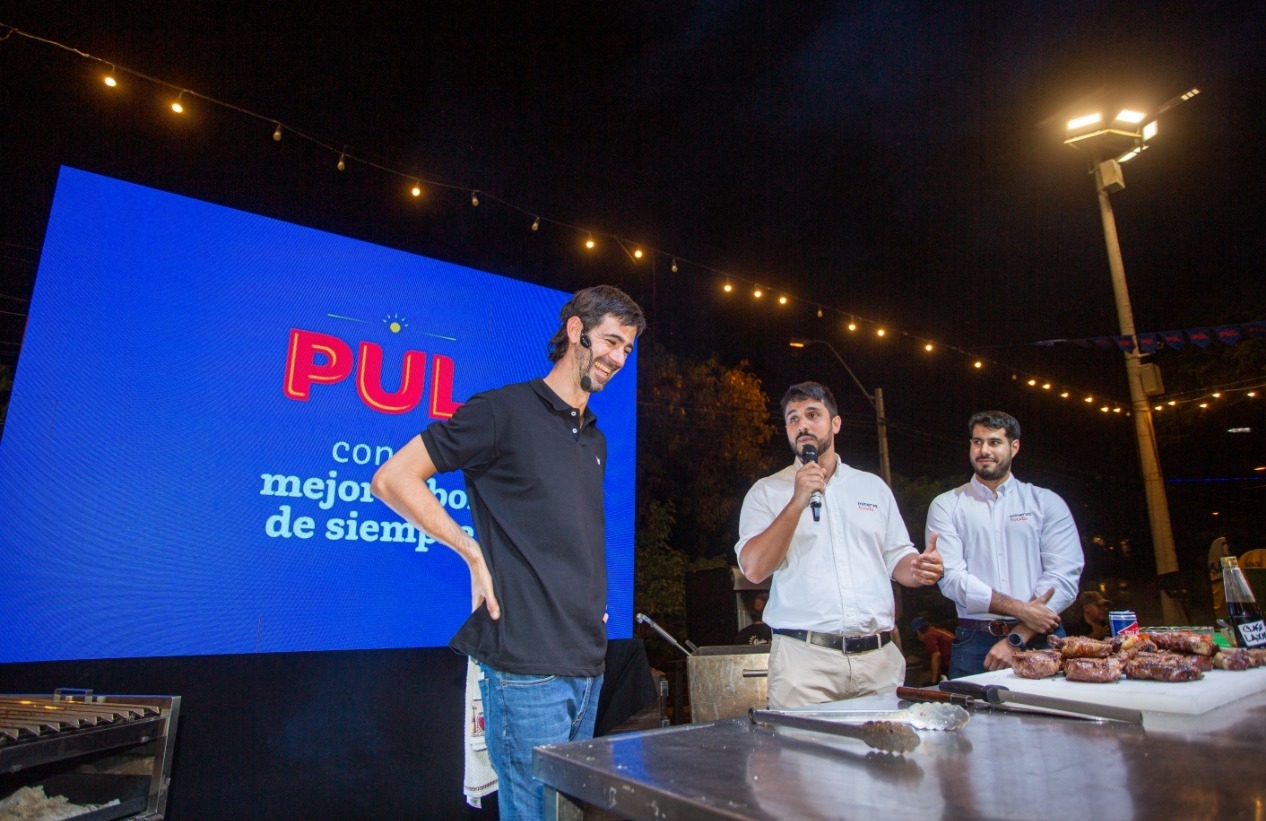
[0,167,636,662]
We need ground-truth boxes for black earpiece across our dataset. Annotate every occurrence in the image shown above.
[578,332,595,392]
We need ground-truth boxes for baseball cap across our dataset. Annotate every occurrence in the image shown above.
[1078,590,1111,607]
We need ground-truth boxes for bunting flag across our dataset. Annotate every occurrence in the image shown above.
[1215,325,1243,345]
[1188,328,1213,349]
[1040,320,1265,352]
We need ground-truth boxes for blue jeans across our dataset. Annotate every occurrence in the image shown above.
[948,625,1065,679]
[478,662,603,821]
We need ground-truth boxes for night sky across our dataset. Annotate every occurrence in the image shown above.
[2,3,1263,566]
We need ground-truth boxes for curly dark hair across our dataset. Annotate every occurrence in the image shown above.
[546,285,646,362]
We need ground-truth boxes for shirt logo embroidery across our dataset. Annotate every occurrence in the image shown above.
[856,501,879,512]
[1009,512,1034,523]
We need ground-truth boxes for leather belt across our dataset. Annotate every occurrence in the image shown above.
[773,628,893,654]
[958,617,1019,637]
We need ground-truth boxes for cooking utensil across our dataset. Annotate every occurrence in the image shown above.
[749,708,921,754]
[780,702,970,731]
[635,612,693,657]
[939,680,1143,724]
[896,686,986,711]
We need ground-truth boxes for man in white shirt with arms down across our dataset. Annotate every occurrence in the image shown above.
[928,410,1084,678]
[736,381,944,709]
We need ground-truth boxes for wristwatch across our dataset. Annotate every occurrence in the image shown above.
[1006,632,1026,649]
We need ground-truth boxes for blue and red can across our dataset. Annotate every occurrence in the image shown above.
[1108,610,1139,637]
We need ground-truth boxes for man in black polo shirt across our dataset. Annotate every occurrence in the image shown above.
[372,285,645,820]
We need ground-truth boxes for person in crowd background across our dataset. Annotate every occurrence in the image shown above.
[736,590,773,645]
[1068,590,1112,640]
[911,616,954,683]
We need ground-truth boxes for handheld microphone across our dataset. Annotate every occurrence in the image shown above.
[578,332,595,392]
[801,444,822,523]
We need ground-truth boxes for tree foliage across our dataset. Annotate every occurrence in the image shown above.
[633,346,775,637]
[890,472,957,552]
[637,344,775,557]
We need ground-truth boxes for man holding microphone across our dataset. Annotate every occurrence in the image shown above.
[736,381,943,709]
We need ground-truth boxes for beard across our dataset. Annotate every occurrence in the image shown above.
[792,432,830,461]
[580,356,617,393]
[972,454,1011,481]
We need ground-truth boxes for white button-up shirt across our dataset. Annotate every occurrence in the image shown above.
[736,456,917,634]
[927,474,1083,619]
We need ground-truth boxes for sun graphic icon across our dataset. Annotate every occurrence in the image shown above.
[383,313,408,334]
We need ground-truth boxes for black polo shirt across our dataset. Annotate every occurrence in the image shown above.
[420,378,608,676]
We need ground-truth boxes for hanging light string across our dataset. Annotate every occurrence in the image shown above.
[7,23,1245,416]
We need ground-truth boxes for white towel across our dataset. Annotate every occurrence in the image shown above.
[463,658,498,807]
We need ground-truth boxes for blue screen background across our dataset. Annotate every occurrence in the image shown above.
[0,167,637,662]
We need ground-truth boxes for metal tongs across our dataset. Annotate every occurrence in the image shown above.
[749,702,970,754]
[635,612,695,657]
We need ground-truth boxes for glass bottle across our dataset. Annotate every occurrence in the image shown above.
[1222,556,1266,648]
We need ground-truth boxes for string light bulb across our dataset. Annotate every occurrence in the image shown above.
[471,191,480,207]
[924,343,934,352]
[1027,378,1037,386]
[171,91,185,114]
[876,328,886,337]
[273,123,283,142]
[585,233,595,249]
[337,152,346,171]
[778,295,788,305]
[723,282,733,293]
[671,258,678,273]
[817,306,824,318]
[634,248,643,259]
[973,361,983,369]
[754,288,763,298]
[1042,383,1051,390]
[848,318,857,332]
[411,180,422,197]
[1060,391,1070,398]
[104,67,118,87]
[531,216,540,232]
[1084,396,1094,403]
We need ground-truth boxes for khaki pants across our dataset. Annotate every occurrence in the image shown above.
[767,633,905,709]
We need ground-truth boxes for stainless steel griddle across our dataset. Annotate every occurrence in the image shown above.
[536,688,1266,820]
[0,691,180,820]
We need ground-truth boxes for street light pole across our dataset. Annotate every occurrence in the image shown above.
[789,339,892,487]
[1062,89,1199,625]
[873,387,892,488]
[1093,161,1183,623]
